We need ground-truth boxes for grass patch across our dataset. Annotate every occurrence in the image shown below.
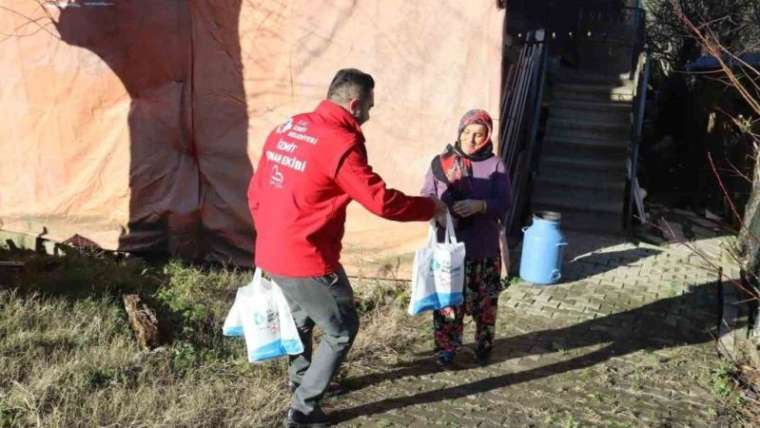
[710,360,739,399]
[544,412,581,428]
[0,247,415,426]
[699,357,760,427]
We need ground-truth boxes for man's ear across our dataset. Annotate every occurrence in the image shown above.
[348,98,360,116]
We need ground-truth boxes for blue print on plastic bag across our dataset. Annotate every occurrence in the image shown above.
[411,291,464,315]
[250,339,305,362]
[223,326,244,337]
[433,259,462,274]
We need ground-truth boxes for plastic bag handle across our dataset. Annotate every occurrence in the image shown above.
[426,220,438,246]
[429,212,458,244]
[444,212,459,244]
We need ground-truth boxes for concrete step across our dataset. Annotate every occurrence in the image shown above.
[535,168,626,191]
[547,117,630,141]
[532,185,625,215]
[551,99,632,123]
[541,153,627,173]
[553,82,635,103]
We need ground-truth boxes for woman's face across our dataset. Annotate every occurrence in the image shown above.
[459,123,488,155]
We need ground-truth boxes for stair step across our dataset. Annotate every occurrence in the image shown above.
[536,162,628,184]
[555,82,635,94]
[542,143,627,164]
[575,41,637,78]
[531,209,623,234]
[547,117,630,141]
[553,82,635,103]
[535,170,626,191]
[533,180,625,208]
[541,137,628,161]
[544,135,628,153]
[553,99,633,112]
[551,100,632,123]
[541,154,627,173]
[553,69,634,86]
[548,117,630,132]
[532,186,624,215]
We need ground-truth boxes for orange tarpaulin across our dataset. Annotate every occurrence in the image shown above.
[0,0,503,276]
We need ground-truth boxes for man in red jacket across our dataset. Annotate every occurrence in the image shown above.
[248,68,446,427]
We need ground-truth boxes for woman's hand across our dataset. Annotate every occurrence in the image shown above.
[452,199,486,218]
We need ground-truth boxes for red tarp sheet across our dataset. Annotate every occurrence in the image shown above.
[0,0,503,276]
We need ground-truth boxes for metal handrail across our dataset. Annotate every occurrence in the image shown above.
[500,30,549,234]
[528,40,550,173]
[627,50,650,230]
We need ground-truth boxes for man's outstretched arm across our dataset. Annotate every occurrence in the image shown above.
[334,145,445,221]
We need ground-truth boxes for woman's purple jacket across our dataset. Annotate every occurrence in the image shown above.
[421,155,512,260]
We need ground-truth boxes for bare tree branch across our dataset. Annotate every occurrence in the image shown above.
[0,1,60,42]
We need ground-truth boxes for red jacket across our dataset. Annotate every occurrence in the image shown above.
[248,100,435,277]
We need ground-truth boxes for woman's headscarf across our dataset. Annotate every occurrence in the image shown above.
[431,109,495,194]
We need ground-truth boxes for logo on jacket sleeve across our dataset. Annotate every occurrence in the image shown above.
[275,118,294,134]
[269,165,284,188]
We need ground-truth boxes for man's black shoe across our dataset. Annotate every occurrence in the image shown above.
[288,381,349,397]
[284,407,330,428]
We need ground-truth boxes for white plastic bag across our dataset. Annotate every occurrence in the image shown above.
[408,213,466,315]
[222,269,304,363]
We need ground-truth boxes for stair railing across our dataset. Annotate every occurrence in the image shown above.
[499,30,549,235]
[627,49,650,231]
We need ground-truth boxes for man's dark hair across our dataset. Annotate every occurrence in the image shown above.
[326,68,375,103]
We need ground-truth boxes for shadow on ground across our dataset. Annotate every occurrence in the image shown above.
[561,247,662,282]
[330,280,721,423]
[510,231,661,284]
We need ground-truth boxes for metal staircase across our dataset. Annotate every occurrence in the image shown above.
[532,70,634,233]
[529,3,647,234]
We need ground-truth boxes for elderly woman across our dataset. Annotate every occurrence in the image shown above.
[421,109,511,367]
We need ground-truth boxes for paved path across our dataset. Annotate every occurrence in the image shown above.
[328,232,735,427]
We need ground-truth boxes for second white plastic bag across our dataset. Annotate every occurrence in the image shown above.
[222,269,304,363]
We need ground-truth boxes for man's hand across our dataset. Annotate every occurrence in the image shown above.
[452,199,486,218]
[431,197,448,224]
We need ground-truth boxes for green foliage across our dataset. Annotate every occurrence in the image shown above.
[710,359,738,398]
[502,274,522,290]
[170,341,201,376]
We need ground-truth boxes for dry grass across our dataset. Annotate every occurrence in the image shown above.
[735,364,760,427]
[0,248,414,427]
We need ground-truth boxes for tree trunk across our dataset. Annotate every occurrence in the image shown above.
[122,294,165,349]
[738,147,760,354]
